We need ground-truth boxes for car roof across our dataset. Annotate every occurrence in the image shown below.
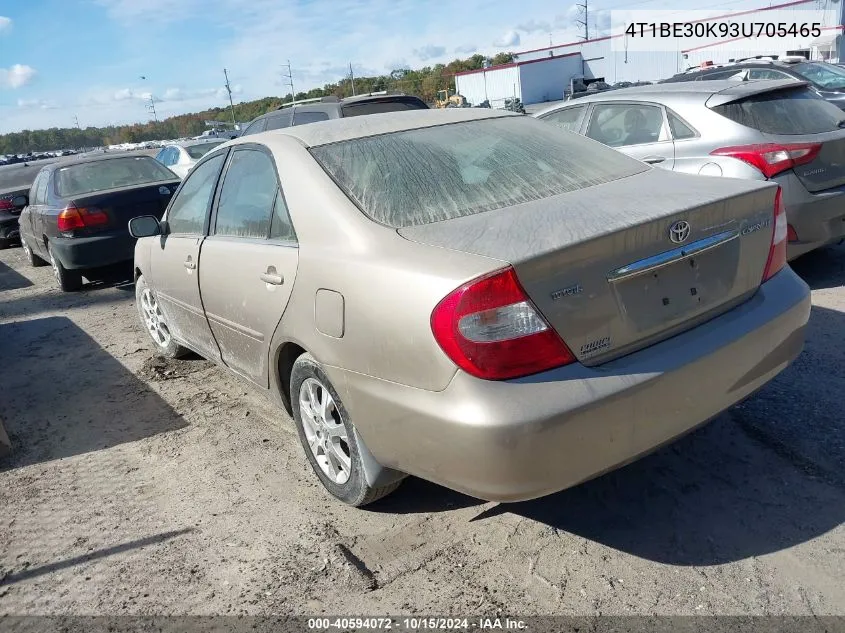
[168,139,225,148]
[665,60,807,80]
[533,78,806,112]
[233,108,518,147]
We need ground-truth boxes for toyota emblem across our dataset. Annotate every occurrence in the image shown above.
[669,220,691,244]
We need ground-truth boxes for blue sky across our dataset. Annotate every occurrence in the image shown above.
[1,0,772,133]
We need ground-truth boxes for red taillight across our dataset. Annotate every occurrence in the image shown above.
[762,187,788,283]
[57,204,109,232]
[787,224,798,242]
[0,199,14,211]
[430,266,576,380]
[710,143,822,179]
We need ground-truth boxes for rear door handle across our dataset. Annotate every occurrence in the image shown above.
[259,272,284,285]
[184,260,196,270]
[643,156,666,164]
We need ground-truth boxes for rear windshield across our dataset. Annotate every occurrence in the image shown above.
[341,98,428,118]
[55,156,175,197]
[186,142,223,159]
[711,87,845,135]
[310,116,648,228]
[791,61,845,91]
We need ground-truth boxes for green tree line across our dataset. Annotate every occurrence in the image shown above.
[0,53,514,155]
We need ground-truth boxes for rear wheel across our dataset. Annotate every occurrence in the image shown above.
[21,239,47,267]
[291,353,403,506]
[135,274,188,359]
[47,242,82,292]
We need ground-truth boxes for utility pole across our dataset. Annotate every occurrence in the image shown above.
[349,62,357,96]
[223,68,237,127]
[575,0,589,41]
[281,60,295,103]
[146,94,158,123]
[74,115,81,130]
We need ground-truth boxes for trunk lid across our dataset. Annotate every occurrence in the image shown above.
[399,169,778,365]
[70,180,178,229]
[770,129,845,192]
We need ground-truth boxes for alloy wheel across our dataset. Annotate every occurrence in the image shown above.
[140,288,172,348]
[298,377,352,485]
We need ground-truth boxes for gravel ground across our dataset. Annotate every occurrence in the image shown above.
[0,243,843,617]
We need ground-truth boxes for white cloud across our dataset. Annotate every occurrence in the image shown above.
[18,98,58,110]
[517,19,552,33]
[413,44,447,61]
[454,44,477,54]
[0,16,11,32]
[0,64,36,89]
[494,30,521,47]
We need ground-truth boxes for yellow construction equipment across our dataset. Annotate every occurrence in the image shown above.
[435,89,468,108]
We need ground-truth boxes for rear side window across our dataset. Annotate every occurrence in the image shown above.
[540,105,586,132]
[264,111,293,131]
[668,110,697,140]
[341,98,428,117]
[241,119,266,136]
[310,116,647,228]
[711,88,845,134]
[293,110,331,125]
[215,149,278,238]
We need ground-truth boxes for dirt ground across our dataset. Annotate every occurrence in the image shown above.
[0,243,843,617]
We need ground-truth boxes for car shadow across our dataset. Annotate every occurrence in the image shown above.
[0,316,188,470]
[790,242,845,290]
[475,303,844,565]
[0,285,129,320]
[0,258,33,291]
[368,475,482,514]
[81,262,135,292]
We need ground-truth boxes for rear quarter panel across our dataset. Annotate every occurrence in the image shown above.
[264,137,504,393]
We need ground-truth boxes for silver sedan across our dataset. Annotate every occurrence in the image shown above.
[535,79,845,260]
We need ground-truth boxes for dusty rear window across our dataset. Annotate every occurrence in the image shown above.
[711,87,845,135]
[55,157,175,197]
[310,116,648,228]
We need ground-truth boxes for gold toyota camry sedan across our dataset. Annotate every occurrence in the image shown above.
[129,108,811,507]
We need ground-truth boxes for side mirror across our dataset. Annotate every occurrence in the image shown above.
[128,215,162,238]
[11,195,27,208]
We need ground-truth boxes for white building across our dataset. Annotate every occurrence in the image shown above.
[456,0,844,108]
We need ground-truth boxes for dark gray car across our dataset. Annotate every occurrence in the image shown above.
[534,79,845,260]
[239,93,429,137]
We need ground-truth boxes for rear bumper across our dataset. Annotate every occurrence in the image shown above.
[778,173,845,260]
[325,268,811,502]
[49,233,136,270]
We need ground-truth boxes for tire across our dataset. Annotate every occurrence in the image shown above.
[290,353,403,506]
[135,275,189,359]
[21,239,47,267]
[0,239,9,250]
[47,242,83,292]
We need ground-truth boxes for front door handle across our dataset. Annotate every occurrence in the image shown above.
[259,271,284,285]
[184,259,196,270]
[643,156,666,164]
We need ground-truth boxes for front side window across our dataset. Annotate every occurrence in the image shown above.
[586,103,664,147]
[310,116,647,228]
[166,153,226,235]
[540,105,586,132]
[55,157,175,197]
[214,149,279,238]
